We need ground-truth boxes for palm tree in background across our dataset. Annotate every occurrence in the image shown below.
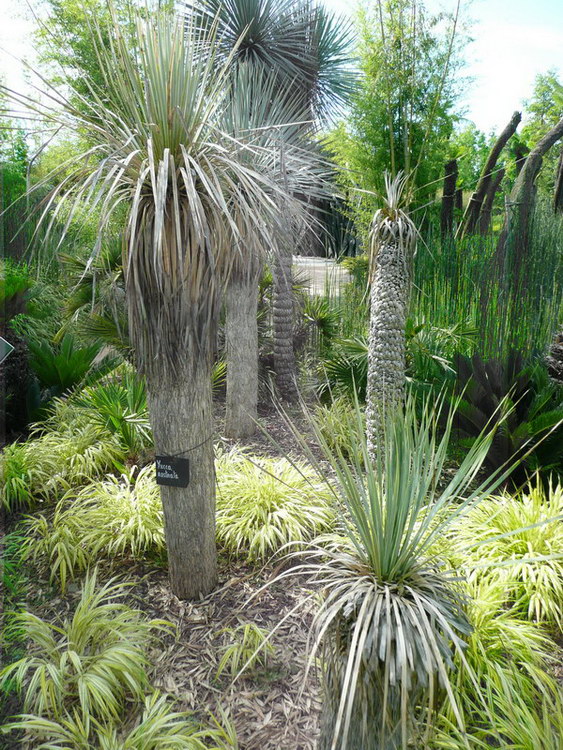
[187,0,354,406]
[365,172,417,458]
[7,9,298,598]
[220,65,327,437]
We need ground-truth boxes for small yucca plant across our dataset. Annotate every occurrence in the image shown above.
[266,394,514,750]
[0,570,169,723]
[25,466,165,591]
[215,448,334,561]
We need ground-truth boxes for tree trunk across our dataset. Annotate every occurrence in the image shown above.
[225,273,260,438]
[147,364,217,599]
[273,246,298,401]
[440,159,458,239]
[514,142,530,176]
[455,188,463,214]
[365,240,409,459]
[496,115,563,281]
[554,147,563,212]
[462,111,521,237]
[478,167,504,235]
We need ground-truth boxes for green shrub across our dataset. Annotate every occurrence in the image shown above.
[314,396,364,462]
[215,448,334,561]
[0,570,168,723]
[455,481,563,626]
[75,369,153,457]
[340,254,369,288]
[433,580,563,748]
[24,466,164,591]
[27,333,103,399]
[3,691,238,749]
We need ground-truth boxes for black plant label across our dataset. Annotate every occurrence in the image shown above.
[155,456,190,487]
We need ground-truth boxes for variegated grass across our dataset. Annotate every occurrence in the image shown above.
[24,466,165,592]
[215,447,335,562]
[0,570,170,724]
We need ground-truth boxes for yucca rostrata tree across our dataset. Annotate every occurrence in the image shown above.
[190,0,354,407]
[220,65,322,437]
[365,172,417,458]
[5,10,291,598]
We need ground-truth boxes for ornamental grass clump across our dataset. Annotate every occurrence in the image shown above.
[3,692,238,750]
[1,424,124,511]
[432,582,563,748]
[216,622,275,679]
[24,466,164,591]
[454,480,563,626]
[0,570,168,724]
[215,448,334,561]
[267,394,514,750]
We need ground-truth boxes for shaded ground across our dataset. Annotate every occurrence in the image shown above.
[137,560,321,750]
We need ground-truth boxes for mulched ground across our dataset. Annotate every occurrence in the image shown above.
[135,559,321,750]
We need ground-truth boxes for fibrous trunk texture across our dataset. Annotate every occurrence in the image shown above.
[147,364,217,599]
[273,246,298,401]
[463,110,521,237]
[225,273,260,438]
[478,167,504,235]
[365,240,408,459]
[440,158,458,239]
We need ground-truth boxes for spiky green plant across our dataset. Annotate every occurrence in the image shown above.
[262,393,525,750]
[453,480,563,626]
[215,447,334,561]
[75,369,153,458]
[216,622,275,679]
[25,466,164,591]
[0,570,169,723]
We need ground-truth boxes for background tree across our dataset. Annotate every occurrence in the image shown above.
[189,0,354,408]
[520,70,563,197]
[326,0,465,237]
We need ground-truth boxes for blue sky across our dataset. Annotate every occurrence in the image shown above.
[1,0,562,133]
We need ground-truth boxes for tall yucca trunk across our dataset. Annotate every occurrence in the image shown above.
[147,361,217,598]
[273,246,298,401]
[365,239,409,457]
[365,173,416,459]
[225,270,260,438]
